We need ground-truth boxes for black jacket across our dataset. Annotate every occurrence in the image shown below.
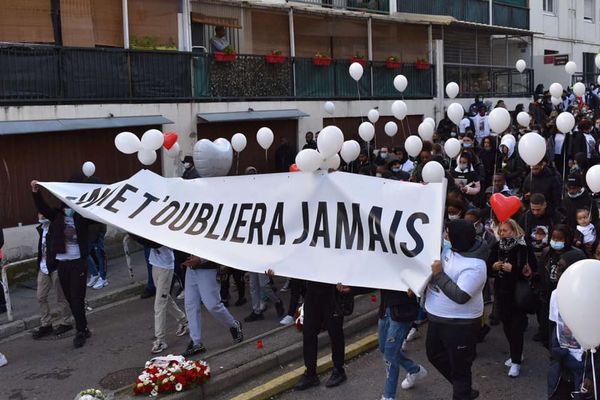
[487,241,537,306]
[32,191,90,264]
[379,290,418,322]
[36,224,56,273]
[521,167,563,211]
[518,210,564,253]
[562,190,599,229]
[182,167,200,180]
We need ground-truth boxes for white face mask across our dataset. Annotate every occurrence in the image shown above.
[64,208,75,217]
[567,188,585,198]
[448,213,461,220]
[375,173,383,178]
[459,163,468,171]
[183,162,192,169]
[38,218,49,225]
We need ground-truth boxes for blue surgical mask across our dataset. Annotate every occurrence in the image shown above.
[463,143,473,148]
[380,152,388,159]
[38,218,49,225]
[391,167,401,173]
[442,239,452,252]
[550,240,565,251]
[64,208,75,217]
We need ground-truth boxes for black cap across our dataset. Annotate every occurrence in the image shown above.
[183,156,194,164]
[447,219,476,253]
[567,172,583,188]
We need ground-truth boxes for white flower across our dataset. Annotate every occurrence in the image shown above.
[162,378,169,384]
[175,383,183,392]
[150,389,158,397]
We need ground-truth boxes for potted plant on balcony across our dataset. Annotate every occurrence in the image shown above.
[214,46,236,62]
[312,52,332,67]
[265,50,286,64]
[350,53,367,67]
[385,55,402,69]
[415,58,431,70]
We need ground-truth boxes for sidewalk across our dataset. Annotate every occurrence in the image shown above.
[0,249,149,339]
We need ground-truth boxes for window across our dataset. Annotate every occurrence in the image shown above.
[584,0,594,21]
[543,0,555,14]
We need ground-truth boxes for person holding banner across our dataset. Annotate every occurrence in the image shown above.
[31,180,92,348]
[425,219,489,400]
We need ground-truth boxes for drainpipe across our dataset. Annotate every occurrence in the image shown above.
[122,0,129,48]
[289,8,296,97]
[489,0,493,25]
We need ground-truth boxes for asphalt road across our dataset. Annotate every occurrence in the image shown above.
[276,317,548,400]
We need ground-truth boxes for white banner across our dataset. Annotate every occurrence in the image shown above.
[39,170,446,293]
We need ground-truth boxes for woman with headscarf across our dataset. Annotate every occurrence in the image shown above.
[498,138,526,192]
[425,220,489,400]
[393,146,414,175]
[487,219,536,378]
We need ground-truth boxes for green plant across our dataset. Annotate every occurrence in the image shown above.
[416,58,429,64]
[223,45,236,55]
[314,52,330,59]
[130,36,177,51]
[387,55,400,62]
[353,52,365,59]
[271,49,282,56]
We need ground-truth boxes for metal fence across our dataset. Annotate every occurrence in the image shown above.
[397,0,489,24]
[444,63,533,98]
[288,0,389,14]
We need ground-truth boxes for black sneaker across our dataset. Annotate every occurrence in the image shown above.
[234,298,247,306]
[73,329,91,348]
[275,301,285,318]
[295,373,320,391]
[32,325,54,340]
[182,341,207,357]
[244,312,264,322]
[230,320,243,343]
[325,368,347,388]
[478,324,491,343]
[140,288,156,299]
[54,324,73,336]
[471,389,480,399]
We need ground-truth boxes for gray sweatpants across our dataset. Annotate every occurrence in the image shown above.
[185,268,236,345]
[249,272,281,314]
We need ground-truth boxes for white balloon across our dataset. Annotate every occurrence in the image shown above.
[393,75,408,93]
[368,109,380,124]
[317,125,344,158]
[424,117,436,129]
[444,138,462,159]
[586,165,600,193]
[516,111,531,128]
[340,140,361,163]
[518,132,547,166]
[597,75,600,86]
[404,135,423,158]
[115,131,141,154]
[417,122,434,142]
[422,161,445,183]
[295,149,323,172]
[447,103,464,125]
[445,82,459,99]
[500,133,516,147]
[556,259,600,350]
[551,96,561,106]
[556,111,576,133]
[358,122,375,142]
[391,100,408,120]
[166,142,181,158]
[256,127,274,150]
[192,138,233,177]
[324,101,335,115]
[82,161,95,177]
[320,154,341,171]
[488,107,511,133]
[137,149,157,165]
[141,129,164,151]
[549,82,563,98]
[349,62,364,82]
[573,82,586,97]
[595,54,600,70]
[515,59,526,73]
[231,133,247,153]
[565,61,577,75]
[384,121,398,137]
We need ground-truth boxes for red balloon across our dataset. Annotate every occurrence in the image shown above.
[489,193,522,223]
[289,164,300,172]
[163,132,178,150]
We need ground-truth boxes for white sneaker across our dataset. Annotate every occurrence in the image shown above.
[401,365,428,389]
[504,357,524,367]
[406,327,419,342]
[381,397,393,400]
[0,352,7,367]
[280,315,294,325]
[401,340,407,352]
[87,275,99,288]
[508,363,521,378]
[175,323,188,337]
[92,277,107,289]
[151,340,168,354]
[176,291,185,300]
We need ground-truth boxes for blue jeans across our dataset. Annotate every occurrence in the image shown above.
[144,247,155,291]
[378,307,420,399]
[87,231,106,279]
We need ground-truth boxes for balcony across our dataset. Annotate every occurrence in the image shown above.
[0,46,435,104]
[289,0,390,14]
[396,0,530,30]
[444,63,533,98]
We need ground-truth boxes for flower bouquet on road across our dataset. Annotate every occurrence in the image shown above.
[134,355,211,396]
[75,389,107,400]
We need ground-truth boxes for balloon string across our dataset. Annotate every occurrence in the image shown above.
[265,149,268,162]
[236,152,240,175]
[591,348,598,400]
[562,145,567,200]
[401,93,412,136]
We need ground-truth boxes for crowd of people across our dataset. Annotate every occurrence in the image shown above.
[2,85,600,399]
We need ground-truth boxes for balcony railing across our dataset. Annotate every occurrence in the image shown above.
[289,0,389,14]
[492,2,529,30]
[444,63,533,98]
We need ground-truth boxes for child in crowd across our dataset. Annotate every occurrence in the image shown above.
[575,209,597,256]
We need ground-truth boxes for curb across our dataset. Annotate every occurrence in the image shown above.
[0,280,146,340]
[122,306,379,400]
[230,332,379,400]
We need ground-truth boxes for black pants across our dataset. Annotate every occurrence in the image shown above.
[426,319,479,400]
[220,268,245,301]
[57,259,88,332]
[302,284,345,376]
[287,279,306,317]
[499,303,528,363]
